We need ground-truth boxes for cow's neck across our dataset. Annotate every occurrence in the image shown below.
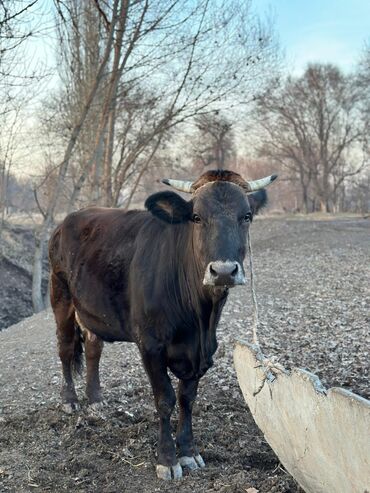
[196,287,228,375]
[174,224,226,306]
[175,226,229,375]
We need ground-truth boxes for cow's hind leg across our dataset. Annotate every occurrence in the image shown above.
[83,328,104,409]
[141,346,181,480]
[176,378,205,471]
[50,273,81,413]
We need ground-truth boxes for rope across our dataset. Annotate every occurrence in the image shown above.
[246,228,287,392]
[247,228,260,350]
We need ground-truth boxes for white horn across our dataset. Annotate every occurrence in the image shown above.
[246,174,278,192]
[162,178,194,193]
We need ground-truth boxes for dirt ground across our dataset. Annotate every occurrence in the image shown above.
[0,223,48,330]
[0,216,369,493]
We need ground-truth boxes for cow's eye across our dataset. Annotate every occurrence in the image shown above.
[192,213,202,224]
[242,213,252,223]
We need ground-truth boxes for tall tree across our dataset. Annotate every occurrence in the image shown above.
[0,0,42,235]
[32,0,279,311]
[256,64,366,212]
[191,113,235,170]
[357,43,370,109]
[32,0,122,311]
[44,0,279,209]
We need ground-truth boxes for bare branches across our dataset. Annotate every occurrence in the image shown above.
[29,0,279,309]
[0,0,38,26]
[92,0,110,31]
[191,113,235,170]
[256,64,367,213]
[42,0,279,211]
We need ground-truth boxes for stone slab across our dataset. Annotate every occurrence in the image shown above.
[234,341,370,493]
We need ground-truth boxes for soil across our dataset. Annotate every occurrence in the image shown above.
[0,223,49,330]
[0,216,369,493]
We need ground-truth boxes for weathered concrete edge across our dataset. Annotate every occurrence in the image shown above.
[233,340,370,493]
[234,339,370,406]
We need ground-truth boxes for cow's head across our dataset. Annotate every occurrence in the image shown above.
[145,170,277,288]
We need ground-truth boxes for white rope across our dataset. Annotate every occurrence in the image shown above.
[247,228,260,350]
[246,228,287,392]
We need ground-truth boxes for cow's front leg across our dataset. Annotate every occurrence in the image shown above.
[176,378,205,471]
[141,347,182,480]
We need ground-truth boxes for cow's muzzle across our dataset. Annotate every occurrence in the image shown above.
[203,261,246,287]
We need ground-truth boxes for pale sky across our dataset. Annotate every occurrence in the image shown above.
[28,0,370,79]
[7,0,370,174]
[255,0,370,73]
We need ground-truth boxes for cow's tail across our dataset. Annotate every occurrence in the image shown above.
[72,322,84,376]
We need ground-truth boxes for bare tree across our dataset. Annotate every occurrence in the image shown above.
[31,0,122,312]
[0,103,22,235]
[0,0,43,235]
[0,0,38,85]
[357,43,370,108]
[191,113,235,171]
[45,0,279,207]
[32,0,279,311]
[256,64,367,212]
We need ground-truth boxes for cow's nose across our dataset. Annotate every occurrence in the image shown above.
[207,261,239,286]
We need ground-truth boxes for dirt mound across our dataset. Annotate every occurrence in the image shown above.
[0,256,33,328]
[0,223,48,330]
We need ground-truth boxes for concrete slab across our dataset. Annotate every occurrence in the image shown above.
[234,341,370,493]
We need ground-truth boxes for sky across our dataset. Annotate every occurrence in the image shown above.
[5,0,370,175]
[255,0,370,74]
[27,0,370,84]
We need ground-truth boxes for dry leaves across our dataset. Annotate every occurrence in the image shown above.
[0,216,369,493]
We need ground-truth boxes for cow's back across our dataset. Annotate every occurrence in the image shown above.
[49,207,149,342]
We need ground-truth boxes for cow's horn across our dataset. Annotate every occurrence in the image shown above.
[162,178,194,193]
[246,174,278,192]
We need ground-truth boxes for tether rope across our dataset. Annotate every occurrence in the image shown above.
[246,228,287,393]
[247,228,260,350]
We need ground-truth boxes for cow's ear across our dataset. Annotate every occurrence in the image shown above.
[248,189,268,216]
[145,191,192,223]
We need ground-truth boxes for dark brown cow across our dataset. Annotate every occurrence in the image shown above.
[49,169,277,480]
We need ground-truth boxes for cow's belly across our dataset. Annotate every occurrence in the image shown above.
[70,271,134,342]
[74,304,134,343]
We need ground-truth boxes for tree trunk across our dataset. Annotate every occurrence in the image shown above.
[32,224,50,313]
[44,275,51,309]
[0,164,6,238]
[302,185,309,214]
[102,105,116,206]
[31,0,121,311]
[298,167,310,214]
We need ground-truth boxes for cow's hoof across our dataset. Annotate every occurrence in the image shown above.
[62,402,80,414]
[87,401,107,417]
[88,401,106,410]
[156,462,182,480]
[179,454,205,470]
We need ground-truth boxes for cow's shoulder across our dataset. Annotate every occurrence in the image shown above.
[59,207,146,242]
[50,208,150,273]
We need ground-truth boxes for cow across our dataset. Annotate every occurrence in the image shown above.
[48,169,277,480]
